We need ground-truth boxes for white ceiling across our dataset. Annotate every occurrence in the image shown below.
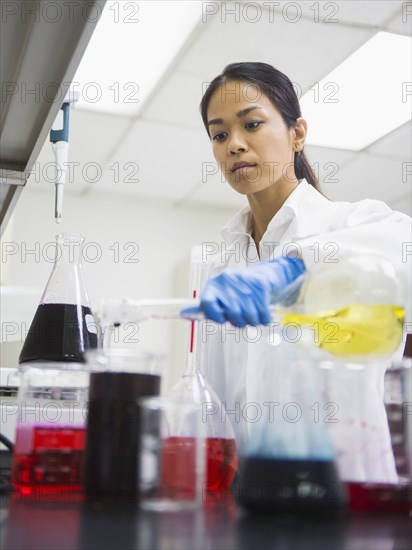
[30,0,412,216]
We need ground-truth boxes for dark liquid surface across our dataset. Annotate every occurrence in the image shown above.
[238,457,345,511]
[12,425,86,494]
[19,303,98,364]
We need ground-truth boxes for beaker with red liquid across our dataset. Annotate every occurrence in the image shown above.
[168,372,238,493]
[11,363,89,494]
[138,397,207,511]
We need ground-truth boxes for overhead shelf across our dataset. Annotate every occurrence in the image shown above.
[0,0,106,235]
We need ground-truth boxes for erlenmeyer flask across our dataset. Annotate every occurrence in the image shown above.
[238,329,346,512]
[19,233,98,364]
[168,248,238,492]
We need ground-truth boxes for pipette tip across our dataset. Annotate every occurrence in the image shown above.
[55,215,61,224]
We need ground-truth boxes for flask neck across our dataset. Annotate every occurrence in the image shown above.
[40,234,91,307]
[54,233,84,267]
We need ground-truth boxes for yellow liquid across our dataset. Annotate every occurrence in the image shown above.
[282,304,404,358]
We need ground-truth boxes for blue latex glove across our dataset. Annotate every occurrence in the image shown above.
[182,256,305,327]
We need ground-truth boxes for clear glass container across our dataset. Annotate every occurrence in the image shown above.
[11,362,89,494]
[168,251,238,492]
[279,254,405,360]
[138,396,206,511]
[237,338,345,512]
[19,233,98,364]
[168,320,238,493]
[314,358,412,514]
[83,348,165,500]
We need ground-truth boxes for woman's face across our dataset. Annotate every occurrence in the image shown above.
[206,80,302,196]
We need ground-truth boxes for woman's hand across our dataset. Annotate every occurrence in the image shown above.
[182,256,305,327]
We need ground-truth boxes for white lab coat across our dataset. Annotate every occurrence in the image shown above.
[200,179,412,482]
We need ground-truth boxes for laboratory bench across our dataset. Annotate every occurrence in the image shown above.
[1,453,411,550]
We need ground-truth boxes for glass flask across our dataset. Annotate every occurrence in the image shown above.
[168,250,238,493]
[168,319,238,493]
[237,334,346,512]
[316,358,412,514]
[11,362,89,494]
[278,254,405,360]
[19,233,98,364]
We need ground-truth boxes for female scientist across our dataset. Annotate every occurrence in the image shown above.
[187,62,412,480]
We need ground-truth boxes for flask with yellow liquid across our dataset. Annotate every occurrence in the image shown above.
[274,254,405,360]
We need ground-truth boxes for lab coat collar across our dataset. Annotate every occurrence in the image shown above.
[221,179,310,245]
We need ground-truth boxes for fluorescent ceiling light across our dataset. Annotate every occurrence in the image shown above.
[300,32,412,151]
[72,1,201,116]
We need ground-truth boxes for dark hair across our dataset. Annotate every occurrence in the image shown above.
[200,62,321,191]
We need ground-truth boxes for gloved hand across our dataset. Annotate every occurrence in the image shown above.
[181,256,305,327]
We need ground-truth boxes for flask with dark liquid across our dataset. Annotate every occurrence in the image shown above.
[19,233,98,364]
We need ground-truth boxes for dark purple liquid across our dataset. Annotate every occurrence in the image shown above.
[84,372,161,499]
[19,303,98,364]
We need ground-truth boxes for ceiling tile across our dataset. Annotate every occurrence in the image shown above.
[236,0,400,26]
[94,120,215,201]
[321,153,411,206]
[143,71,204,129]
[179,6,374,89]
[304,1,401,26]
[367,122,412,160]
[386,4,412,36]
[26,109,131,194]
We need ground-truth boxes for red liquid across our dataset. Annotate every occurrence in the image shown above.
[346,481,412,514]
[19,303,98,364]
[12,425,86,494]
[206,437,238,491]
[161,437,238,495]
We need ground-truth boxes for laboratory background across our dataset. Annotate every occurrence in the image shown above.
[1,1,412,548]
[1,2,411,385]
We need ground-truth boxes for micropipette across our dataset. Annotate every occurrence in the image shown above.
[49,91,79,224]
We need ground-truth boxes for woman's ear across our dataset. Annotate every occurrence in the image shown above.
[293,117,307,148]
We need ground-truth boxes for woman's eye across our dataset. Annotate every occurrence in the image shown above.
[245,121,262,130]
[212,132,227,142]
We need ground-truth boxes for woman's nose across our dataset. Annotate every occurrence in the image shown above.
[228,132,247,154]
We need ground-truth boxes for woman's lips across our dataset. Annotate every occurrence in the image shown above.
[231,163,256,173]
